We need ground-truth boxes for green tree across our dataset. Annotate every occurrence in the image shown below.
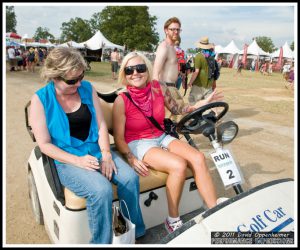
[33,27,55,42]
[255,36,276,53]
[91,6,159,51]
[6,6,17,33]
[290,41,294,51]
[60,17,93,43]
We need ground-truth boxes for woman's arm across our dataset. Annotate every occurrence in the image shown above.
[113,95,149,176]
[160,84,223,115]
[159,82,194,114]
[30,94,99,171]
[92,86,117,179]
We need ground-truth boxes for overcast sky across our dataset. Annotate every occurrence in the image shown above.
[5,3,296,51]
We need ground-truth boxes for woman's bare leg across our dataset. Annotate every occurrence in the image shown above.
[143,147,187,217]
[168,139,218,208]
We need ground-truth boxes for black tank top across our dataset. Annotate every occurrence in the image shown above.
[66,103,92,141]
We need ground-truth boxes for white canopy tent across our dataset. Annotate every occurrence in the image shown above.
[80,31,124,51]
[271,42,294,59]
[220,40,241,54]
[22,41,55,48]
[214,45,223,54]
[58,41,85,49]
[246,40,269,56]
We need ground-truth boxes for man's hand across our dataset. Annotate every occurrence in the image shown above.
[193,89,224,110]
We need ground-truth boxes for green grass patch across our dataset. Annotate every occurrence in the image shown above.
[85,61,112,79]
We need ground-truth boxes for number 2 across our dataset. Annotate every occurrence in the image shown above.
[226,170,235,179]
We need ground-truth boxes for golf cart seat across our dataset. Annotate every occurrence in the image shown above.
[25,90,194,211]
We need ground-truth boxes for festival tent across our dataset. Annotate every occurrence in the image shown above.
[245,39,269,56]
[214,45,223,54]
[6,40,22,47]
[80,30,124,51]
[219,40,241,54]
[217,41,242,67]
[6,32,22,39]
[59,41,85,49]
[271,42,294,59]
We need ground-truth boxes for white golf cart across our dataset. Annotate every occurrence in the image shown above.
[25,88,294,244]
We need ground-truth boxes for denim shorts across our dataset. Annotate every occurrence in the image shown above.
[128,133,177,160]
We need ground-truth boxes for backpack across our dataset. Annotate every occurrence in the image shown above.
[206,56,216,80]
[28,52,35,61]
[214,60,220,80]
[15,49,20,56]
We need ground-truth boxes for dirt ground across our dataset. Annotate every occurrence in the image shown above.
[4,66,295,244]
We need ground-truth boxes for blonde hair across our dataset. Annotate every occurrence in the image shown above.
[118,52,153,86]
[40,47,87,82]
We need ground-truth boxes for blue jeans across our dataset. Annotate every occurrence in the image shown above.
[56,150,145,244]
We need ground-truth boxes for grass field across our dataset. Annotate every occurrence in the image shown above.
[217,68,294,116]
[85,61,294,116]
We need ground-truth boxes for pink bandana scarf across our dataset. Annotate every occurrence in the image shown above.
[127,82,153,117]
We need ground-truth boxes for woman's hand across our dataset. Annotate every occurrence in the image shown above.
[76,155,100,172]
[126,152,149,177]
[100,157,117,181]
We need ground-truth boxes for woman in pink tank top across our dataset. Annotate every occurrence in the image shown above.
[113,52,223,234]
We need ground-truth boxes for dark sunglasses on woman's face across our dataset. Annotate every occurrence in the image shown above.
[58,71,85,85]
[124,64,147,75]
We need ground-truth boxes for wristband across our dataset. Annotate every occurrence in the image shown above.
[101,149,111,154]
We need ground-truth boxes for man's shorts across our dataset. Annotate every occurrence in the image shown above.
[188,85,213,104]
[111,61,118,73]
[128,133,177,160]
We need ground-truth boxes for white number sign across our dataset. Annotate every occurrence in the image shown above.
[211,149,242,187]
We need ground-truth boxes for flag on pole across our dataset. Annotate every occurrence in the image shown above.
[255,55,260,71]
[241,44,248,69]
[275,47,283,71]
[228,56,234,68]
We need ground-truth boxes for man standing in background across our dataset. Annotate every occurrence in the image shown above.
[110,47,120,80]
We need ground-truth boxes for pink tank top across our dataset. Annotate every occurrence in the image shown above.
[120,80,165,144]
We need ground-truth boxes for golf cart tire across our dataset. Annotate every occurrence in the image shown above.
[28,168,44,225]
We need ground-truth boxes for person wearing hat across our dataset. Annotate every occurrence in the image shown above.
[187,36,219,104]
[153,18,222,116]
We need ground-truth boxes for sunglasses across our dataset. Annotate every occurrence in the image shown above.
[168,28,182,32]
[58,71,85,85]
[124,64,147,75]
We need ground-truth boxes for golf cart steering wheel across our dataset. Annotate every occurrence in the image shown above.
[177,102,229,134]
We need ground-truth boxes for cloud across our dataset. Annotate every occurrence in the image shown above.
[10,4,295,50]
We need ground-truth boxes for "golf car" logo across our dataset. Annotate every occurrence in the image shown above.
[237,206,294,232]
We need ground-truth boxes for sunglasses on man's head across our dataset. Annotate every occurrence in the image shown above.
[124,64,147,75]
[58,71,85,85]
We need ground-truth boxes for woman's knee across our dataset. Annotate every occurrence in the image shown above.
[191,152,209,171]
[118,168,139,190]
[90,183,113,201]
[169,158,187,177]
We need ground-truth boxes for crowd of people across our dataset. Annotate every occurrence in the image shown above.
[19,16,293,244]
[6,45,50,72]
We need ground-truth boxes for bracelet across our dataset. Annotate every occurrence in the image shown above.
[101,149,111,154]
[123,151,134,159]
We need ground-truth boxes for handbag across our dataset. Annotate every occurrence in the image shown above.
[112,200,136,244]
[124,92,179,139]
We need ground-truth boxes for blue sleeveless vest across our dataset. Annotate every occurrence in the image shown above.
[36,80,102,164]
